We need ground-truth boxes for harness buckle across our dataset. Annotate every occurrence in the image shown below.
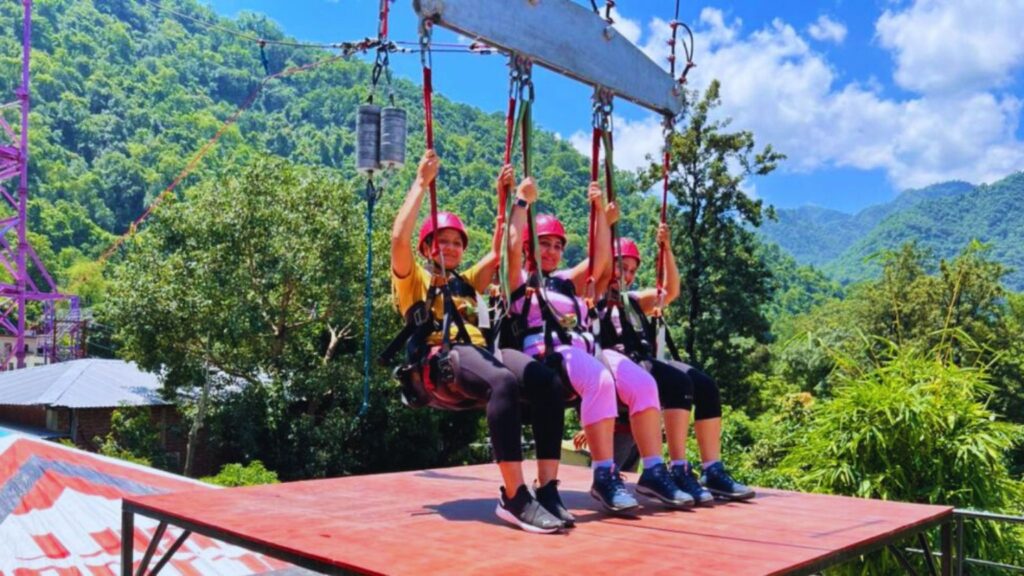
[412,304,431,326]
[558,312,578,330]
[433,350,458,389]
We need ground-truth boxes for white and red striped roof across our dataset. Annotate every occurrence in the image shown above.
[0,433,293,575]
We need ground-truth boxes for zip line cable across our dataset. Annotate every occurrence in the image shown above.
[138,0,349,49]
[142,0,497,55]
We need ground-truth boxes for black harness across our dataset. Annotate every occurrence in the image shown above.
[597,290,682,362]
[379,271,485,410]
[497,272,589,403]
[500,273,581,351]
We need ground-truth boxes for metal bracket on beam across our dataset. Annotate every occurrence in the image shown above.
[414,0,683,116]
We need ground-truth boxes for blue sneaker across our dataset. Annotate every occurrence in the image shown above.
[671,463,714,506]
[700,462,755,501]
[637,462,694,509]
[590,466,639,513]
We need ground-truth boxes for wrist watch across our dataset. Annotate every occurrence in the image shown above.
[515,196,530,209]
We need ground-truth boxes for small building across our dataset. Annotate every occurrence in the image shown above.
[0,358,185,466]
[0,332,51,370]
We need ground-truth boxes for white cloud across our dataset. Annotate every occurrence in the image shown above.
[568,114,664,173]
[807,15,847,44]
[600,3,1024,190]
[876,0,1024,94]
[609,8,642,45]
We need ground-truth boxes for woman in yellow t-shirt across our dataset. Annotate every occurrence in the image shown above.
[390,150,567,533]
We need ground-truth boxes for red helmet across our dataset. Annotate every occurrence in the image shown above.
[615,237,641,265]
[533,214,567,246]
[418,211,469,253]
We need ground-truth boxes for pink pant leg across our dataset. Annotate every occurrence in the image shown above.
[603,349,661,416]
[557,344,617,427]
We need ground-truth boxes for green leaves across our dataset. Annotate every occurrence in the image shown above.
[100,156,490,479]
[778,346,1024,571]
[638,79,785,402]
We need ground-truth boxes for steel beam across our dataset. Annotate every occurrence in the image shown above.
[121,508,134,576]
[413,0,682,116]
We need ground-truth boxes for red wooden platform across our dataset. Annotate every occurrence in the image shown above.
[122,463,953,575]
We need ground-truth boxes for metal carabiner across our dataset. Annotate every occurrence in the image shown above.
[418,19,434,69]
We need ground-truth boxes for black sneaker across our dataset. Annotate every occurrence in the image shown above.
[636,462,695,509]
[535,479,575,528]
[700,462,755,501]
[496,485,564,533]
[671,463,714,506]
[590,466,639,513]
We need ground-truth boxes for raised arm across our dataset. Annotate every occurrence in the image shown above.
[507,171,536,293]
[566,182,615,297]
[634,223,680,314]
[391,150,439,278]
[470,165,515,292]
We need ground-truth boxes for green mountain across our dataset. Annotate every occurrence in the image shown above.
[0,0,660,289]
[758,181,974,267]
[826,172,1024,289]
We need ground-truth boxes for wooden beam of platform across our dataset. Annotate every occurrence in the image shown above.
[413,0,683,116]
[123,463,953,575]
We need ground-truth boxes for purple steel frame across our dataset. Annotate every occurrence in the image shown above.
[0,0,77,369]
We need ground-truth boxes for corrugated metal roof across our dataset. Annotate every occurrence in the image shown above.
[0,422,66,440]
[0,359,168,409]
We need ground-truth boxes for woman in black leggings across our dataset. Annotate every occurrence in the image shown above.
[602,226,754,502]
[389,151,567,532]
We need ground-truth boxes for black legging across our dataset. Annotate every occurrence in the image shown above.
[649,359,723,421]
[446,344,565,462]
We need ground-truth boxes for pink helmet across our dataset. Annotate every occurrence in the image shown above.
[615,237,641,265]
[418,212,469,253]
[533,214,567,246]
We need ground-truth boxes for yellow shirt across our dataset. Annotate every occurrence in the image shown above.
[392,261,487,347]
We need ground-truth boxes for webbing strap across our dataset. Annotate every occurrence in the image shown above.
[587,126,601,298]
[499,55,536,308]
[420,21,470,352]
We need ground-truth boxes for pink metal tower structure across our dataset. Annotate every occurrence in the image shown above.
[0,0,76,369]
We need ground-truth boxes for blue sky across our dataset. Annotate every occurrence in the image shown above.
[205,1,1024,214]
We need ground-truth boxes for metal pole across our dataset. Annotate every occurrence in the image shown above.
[940,521,952,576]
[121,508,134,576]
[15,0,31,369]
[955,515,964,576]
[134,522,167,576]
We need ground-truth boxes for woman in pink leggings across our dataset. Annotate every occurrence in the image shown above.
[505,176,694,522]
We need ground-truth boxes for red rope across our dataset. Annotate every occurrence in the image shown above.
[379,0,390,40]
[499,96,516,225]
[422,65,441,262]
[656,148,670,296]
[587,127,601,289]
[603,130,616,271]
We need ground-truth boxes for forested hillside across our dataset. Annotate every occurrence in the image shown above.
[760,175,1024,291]
[0,0,661,292]
[826,172,1024,289]
[758,180,973,267]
